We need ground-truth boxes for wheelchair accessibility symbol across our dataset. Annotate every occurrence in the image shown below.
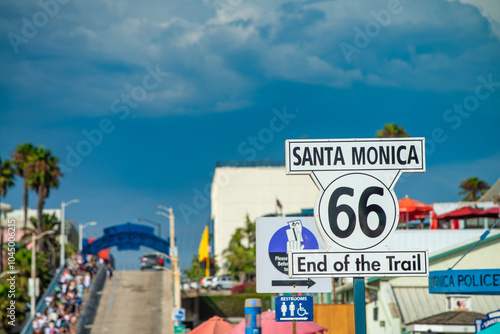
[297,303,308,317]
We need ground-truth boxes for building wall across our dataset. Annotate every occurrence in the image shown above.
[0,207,61,229]
[366,282,402,334]
[370,232,500,333]
[331,231,500,333]
[389,231,500,288]
[313,304,355,334]
[211,164,319,267]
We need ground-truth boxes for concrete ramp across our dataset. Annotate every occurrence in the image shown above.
[88,270,173,334]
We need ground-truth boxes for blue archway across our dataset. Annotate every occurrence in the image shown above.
[82,222,170,255]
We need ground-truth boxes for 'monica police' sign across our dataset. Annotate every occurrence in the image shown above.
[429,269,500,295]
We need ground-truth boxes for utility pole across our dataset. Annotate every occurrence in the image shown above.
[157,206,180,310]
[60,199,79,267]
[31,230,54,319]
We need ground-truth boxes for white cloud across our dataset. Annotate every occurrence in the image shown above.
[1,0,499,118]
[395,153,500,203]
[454,0,500,37]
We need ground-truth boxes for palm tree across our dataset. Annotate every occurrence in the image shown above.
[24,147,62,245]
[458,177,490,202]
[0,157,15,272]
[0,156,15,211]
[11,143,36,230]
[376,123,410,138]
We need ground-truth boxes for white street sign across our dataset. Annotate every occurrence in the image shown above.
[289,249,428,278]
[256,217,332,293]
[317,172,398,250]
[172,308,186,321]
[285,138,425,174]
[285,138,426,252]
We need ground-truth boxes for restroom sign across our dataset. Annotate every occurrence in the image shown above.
[285,138,426,251]
[275,296,314,321]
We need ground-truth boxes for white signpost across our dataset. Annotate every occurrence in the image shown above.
[289,250,428,277]
[284,137,429,334]
[256,217,332,293]
[172,308,186,322]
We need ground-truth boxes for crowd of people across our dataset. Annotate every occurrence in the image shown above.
[30,253,111,334]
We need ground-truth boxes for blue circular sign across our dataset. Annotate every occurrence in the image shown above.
[268,224,319,274]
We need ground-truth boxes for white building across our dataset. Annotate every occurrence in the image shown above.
[210,161,318,267]
[336,229,500,334]
[1,207,61,230]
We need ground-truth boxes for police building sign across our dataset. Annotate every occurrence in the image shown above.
[285,138,429,278]
[429,269,500,295]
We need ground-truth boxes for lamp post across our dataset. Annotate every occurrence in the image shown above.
[137,217,162,238]
[157,205,180,310]
[31,230,55,319]
[0,270,19,279]
[79,221,97,252]
[60,199,79,267]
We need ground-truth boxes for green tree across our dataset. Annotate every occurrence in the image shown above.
[11,143,35,230]
[224,214,256,283]
[0,157,15,273]
[458,177,490,201]
[0,249,52,331]
[20,214,60,268]
[183,255,206,281]
[25,147,62,244]
[376,123,410,138]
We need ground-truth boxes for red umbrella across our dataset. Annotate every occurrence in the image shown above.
[435,207,486,220]
[481,206,500,218]
[398,196,433,223]
[190,316,235,334]
[229,310,327,334]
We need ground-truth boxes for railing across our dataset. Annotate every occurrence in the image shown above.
[75,264,107,334]
[20,265,65,334]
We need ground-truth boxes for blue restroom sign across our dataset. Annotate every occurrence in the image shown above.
[275,296,314,321]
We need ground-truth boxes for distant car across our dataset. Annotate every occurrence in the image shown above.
[140,253,165,270]
[210,276,234,290]
[200,276,214,289]
[181,278,199,290]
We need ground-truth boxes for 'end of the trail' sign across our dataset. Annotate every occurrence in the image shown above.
[288,249,429,278]
[286,138,425,174]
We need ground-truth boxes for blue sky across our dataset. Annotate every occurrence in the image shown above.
[1,0,499,270]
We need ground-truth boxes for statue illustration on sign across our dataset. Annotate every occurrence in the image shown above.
[269,219,319,275]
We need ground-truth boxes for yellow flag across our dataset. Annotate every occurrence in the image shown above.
[198,226,209,262]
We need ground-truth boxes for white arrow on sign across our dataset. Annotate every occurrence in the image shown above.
[285,138,426,251]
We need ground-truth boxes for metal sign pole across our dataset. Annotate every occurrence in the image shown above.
[353,277,367,334]
[292,289,297,334]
